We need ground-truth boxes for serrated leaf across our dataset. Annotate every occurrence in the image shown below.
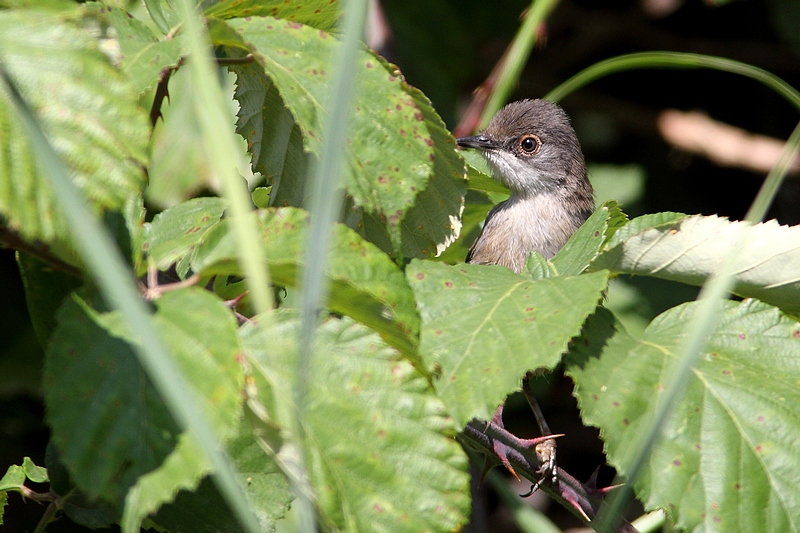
[241,311,470,532]
[0,10,149,262]
[144,427,292,532]
[146,66,219,208]
[44,288,243,503]
[99,5,186,95]
[122,434,209,533]
[44,294,181,502]
[229,58,310,208]
[223,19,437,244]
[591,214,800,313]
[143,196,227,272]
[566,301,800,533]
[550,200,625,276]
[434,189,494,265]
[16,252,83,348]
[205,0,340,31]
[391,81,466,258]
[407,260,609,426]
[192,206,421,359]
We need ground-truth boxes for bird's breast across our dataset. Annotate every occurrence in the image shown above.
[467,193,585,273]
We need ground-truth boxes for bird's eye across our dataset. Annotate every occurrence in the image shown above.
[518,134,541,155]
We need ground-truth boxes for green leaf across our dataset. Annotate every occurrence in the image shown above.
[222,18,468,257]
[143,196,227,273]
[21,457,48,484]
[145,67,223,209]
[434,189,494,265]
[463,150,509,194]
[0,10,149,262]
[407,260,609,426]
[389,79,467,258]
[193,206,421,360]
[146,427,292,532]
[143,0,182,34]
[566,301,800,533]
[44,288,243,503]
[0,465,25,493]
[229,58,310,208]
[550,200,626,277]
[122,434,209,533]
[44,293,181,502]
[205,0,340,31]
[591,214,800,313]
[16,252,83,348]
[587,163,646,208]
[241,311,470,532]
[98,4,186,95]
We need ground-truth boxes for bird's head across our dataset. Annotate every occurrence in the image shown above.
[457,99,587,197]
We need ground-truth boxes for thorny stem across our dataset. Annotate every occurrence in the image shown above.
[142,263,201,300]
[459,419,637,533]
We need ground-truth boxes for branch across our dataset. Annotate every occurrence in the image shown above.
[0,224,82,279]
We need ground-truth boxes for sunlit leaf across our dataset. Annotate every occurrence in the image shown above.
[205,0,340,30]
[0,10,149,263]
[591,214,800,313]
[192,206,421,360]
[407,260,608,426]
[241,311,470,532]
[566,301,800,533]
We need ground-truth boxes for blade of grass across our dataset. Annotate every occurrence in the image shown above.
[478,0,560,129]
[0,64,259,533]
[596,119,800,532]
[545,51,800,111]
[297,0,368,420]
[175,0,274,317]
[292,0,369,530]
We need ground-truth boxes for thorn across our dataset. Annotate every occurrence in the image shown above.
[593,482,625,495]
[586,465,601,489]
[492,439,520,480]
[563,491,592,522]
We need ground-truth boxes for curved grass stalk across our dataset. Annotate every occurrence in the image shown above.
[545,51,800,110]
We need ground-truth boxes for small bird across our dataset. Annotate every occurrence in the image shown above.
[457,99,594,490]
[458,99,594,272]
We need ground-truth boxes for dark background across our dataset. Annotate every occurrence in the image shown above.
[2,0,799,531]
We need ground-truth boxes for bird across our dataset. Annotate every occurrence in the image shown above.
[458,99,594,273]
[456,98,594,490]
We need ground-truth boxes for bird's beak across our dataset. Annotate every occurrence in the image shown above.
[456,134,498,151]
